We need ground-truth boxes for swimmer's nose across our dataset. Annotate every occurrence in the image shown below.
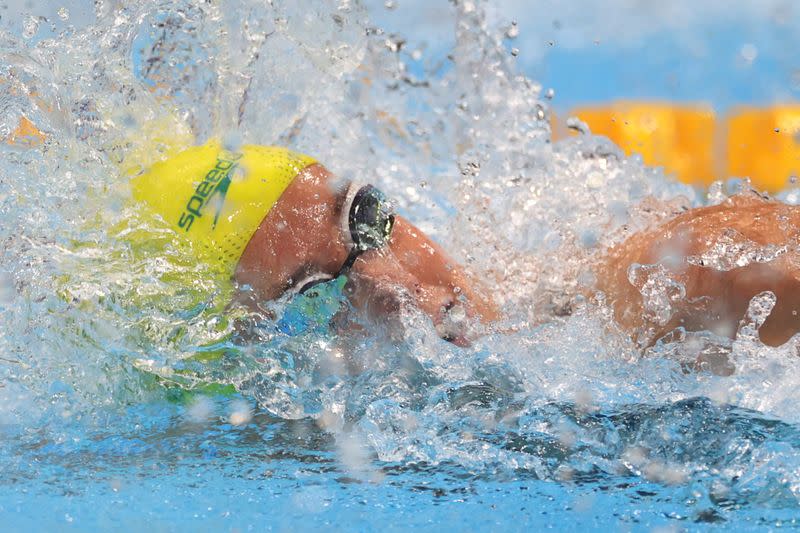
[348,251,470,341]
[412,282,455,321]
[411,283,473,343]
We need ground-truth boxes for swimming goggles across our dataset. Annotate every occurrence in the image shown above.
[293,184,396,296]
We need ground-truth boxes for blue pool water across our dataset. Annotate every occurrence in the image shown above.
[4,398,800,530]
[2,0,800,531]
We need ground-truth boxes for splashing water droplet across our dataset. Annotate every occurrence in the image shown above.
[566,116,590,134]
[686,228,787,271]
[585,170,605,189]
[707,180,728,205]
[384,35,405,53]
[185,396,214,423]
[627,263,686,328]
[228,400,252,426]
[736,291,777,343]
[740,43,758,65]
[0,270,14,307]
[505,21,519,39]
[22,15,39,39]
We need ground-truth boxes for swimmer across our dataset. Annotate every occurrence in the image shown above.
[131,141,500,346]
[132,141,800,350]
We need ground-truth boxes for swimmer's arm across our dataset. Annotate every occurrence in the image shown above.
[593,195,800,347]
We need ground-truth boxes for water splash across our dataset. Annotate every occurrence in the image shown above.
[0,0,799,525]
[627,262,686,327]
[687,228,788,271]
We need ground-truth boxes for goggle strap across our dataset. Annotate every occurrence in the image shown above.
[298,248,362,295]
[339,246,363,274]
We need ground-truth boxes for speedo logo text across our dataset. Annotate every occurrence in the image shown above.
[178,150,243,232]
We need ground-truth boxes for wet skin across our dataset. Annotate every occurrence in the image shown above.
[594,193,800,347]
[235,164,499,344]
[235,162,800,349]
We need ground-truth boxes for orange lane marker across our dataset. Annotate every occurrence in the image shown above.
[567,102,716,186]
[726,105,800,192]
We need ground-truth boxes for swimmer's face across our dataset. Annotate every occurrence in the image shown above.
[235,164,498,343]
[235,164,350,301]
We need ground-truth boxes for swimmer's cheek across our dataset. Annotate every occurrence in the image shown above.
[345,275,473,345]
[343,275,406,335]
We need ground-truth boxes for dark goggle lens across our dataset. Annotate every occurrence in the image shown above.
[349,185,395,251]
[290,185,396,299]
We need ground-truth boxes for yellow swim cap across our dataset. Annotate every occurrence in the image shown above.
[131,140,316,280]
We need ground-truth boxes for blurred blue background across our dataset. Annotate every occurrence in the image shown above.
[6,0,799,111]
[367,0,800,112]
